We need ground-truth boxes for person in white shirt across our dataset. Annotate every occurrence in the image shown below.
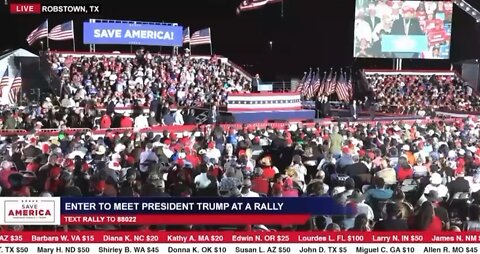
[318,152,336,171]
[206,142,221,162]
[241,179,260,197]
[61,95,72,108]
[347,190,375,222]
[423,173,449,199]
[194,166,213,190]
[134,114,149,129]
[173,109,184,126]
[469,174,480,193]
[290,155,307,184]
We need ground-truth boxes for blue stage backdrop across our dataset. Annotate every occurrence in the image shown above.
[83,22,183,46]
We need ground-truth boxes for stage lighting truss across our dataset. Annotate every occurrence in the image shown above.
[453,0,480,23]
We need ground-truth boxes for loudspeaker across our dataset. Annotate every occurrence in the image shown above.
[461,61,480,92]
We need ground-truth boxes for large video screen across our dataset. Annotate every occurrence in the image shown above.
[353,0,453,59]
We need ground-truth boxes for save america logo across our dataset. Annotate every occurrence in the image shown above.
[1,197,60,225]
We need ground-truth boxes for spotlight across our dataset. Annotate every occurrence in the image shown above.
[455,0,480,21]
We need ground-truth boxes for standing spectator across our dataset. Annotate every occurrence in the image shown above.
[173,109,184,126]
[329,127,344,157]
[120,113,134,128]
[100,112,112,129]
[3,112,16,129]
[251,74,261,92]
[208,105,219,124]
[134,113,149,129]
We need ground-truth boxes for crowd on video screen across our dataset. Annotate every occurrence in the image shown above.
[354,0,452,59]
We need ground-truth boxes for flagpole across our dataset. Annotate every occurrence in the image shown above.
[188,27,191,52]
[19,62,22,106]
[209,28,213,55]
[46,19,49,49]
[281,0,284,18]
[71,21,76,52]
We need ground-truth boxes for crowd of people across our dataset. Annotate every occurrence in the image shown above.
[367,74,479,115]
[2,49,251,130]
[1,112,480,231]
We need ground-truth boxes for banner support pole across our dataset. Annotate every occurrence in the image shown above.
[71,21,76,51]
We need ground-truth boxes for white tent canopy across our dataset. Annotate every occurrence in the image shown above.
[0,48,38,105]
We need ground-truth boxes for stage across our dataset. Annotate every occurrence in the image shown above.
[229,110,316,123]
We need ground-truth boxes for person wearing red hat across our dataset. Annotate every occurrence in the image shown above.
[44,166,63,195]
[22,137,42,163]
[92,180,106,196]
[62,159,75,173]
[258,155,278,180]
[337,146,354,170]
[100,111,112,129]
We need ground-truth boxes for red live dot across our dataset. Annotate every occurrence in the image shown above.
[10,3,41,14]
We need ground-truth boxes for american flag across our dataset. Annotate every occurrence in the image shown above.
[301,70,313,98]
[9,71,22,104]
[237,0,282,13]
[336,72,352,102]
[316,71,327,98]
[311,71,321,98]
[190,28,211,45]
[183,27,190,44]
[49,20,74,41]
[306,72,319,100]
[0,67,10,98]
[27,20,48,46]
[295,71,307,92]
[227,92,301,111]
[324,70,336,96]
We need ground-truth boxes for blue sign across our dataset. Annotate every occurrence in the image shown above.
[444,23,452,34]
[381,35,428,53]
[83,22,183,46]
[440,44,450,58]
[61,197,353,215]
